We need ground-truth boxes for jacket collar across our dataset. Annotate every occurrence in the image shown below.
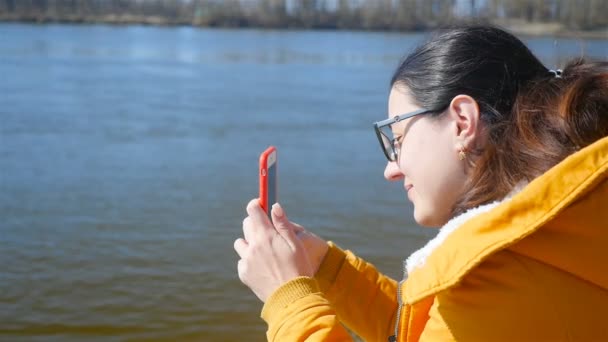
[402,136,608,304]
[404,202,500,276]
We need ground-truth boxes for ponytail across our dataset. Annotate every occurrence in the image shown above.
[558,60,608,148]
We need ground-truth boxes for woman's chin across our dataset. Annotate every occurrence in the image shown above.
[413,207,444,228]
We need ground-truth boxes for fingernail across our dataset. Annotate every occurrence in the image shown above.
[272,203,284,218]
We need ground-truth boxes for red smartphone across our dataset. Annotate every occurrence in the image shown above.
[259,146,278,218]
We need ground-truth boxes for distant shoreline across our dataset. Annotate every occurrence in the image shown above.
[500,21,608,40]
[1,15,606,40]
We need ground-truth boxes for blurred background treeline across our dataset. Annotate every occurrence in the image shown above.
[0,0,607,35]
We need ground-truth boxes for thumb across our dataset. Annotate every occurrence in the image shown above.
[271,203,297,246]
[291,223,306,234]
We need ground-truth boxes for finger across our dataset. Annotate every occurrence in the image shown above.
[242,217,254,242]
[292,222,306,234]
[246,198,274,235]
[271,203,297,250]
[234,238,249,258]
[237,259,247,285]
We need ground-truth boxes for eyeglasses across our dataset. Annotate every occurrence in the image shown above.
[373,108,435,162]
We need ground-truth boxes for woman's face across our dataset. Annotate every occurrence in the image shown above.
[384,85,469,227]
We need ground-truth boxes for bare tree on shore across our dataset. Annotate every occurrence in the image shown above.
[0,0,606,32]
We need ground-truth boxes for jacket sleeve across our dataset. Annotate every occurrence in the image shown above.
[314,242,399,341]
[261,242,399,342]
[261,277,353,341]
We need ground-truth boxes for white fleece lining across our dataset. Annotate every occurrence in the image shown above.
[404,183,527,275]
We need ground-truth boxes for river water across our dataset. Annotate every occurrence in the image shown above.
[0,23,606,341]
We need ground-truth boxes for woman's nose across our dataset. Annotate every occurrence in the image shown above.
[384,161,404,181]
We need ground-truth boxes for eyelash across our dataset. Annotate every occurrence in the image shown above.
[393,135,404,145]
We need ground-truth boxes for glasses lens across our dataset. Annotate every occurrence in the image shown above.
[378,124,396,161]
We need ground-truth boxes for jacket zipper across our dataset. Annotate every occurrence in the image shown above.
[389,279,406,342]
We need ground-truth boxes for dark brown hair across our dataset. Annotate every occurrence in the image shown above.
[391,25,548,123]
[456,58,608,213]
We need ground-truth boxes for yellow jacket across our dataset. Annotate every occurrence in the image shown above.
[260,136,608,341]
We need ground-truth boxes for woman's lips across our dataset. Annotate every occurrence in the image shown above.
[405,184,414,200]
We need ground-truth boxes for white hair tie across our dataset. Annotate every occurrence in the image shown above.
[549,69,563,78]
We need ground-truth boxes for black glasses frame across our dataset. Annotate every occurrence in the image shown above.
[373,108,435,162]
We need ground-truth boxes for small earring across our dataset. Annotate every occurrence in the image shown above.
[458,147,467,161]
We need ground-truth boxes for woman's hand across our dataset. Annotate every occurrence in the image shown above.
[234,199,315,303]
[291,223,329,276]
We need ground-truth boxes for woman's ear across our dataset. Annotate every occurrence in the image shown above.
[447,94,481,149]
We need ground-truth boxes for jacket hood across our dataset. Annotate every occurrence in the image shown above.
[403,136,608,304]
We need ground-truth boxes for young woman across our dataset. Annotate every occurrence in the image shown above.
[234,25,608,341]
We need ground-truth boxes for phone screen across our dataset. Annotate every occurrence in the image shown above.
[267,160,277,211]
[260,146,278,217]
